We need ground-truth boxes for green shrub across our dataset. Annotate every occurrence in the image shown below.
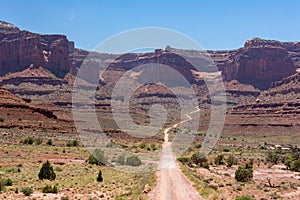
[34,137,43,145]
[21,137,34,145]
[126,155,142,166]
[245,158,254,169]
[227,155,238,167]
[54,167,62,172]
[21,187,33,196]
[97,170,103,182]
[42,185,58,193]
[235,166,253,182]
[214,154,224,165]
[0,179,6,192]
[266,151,280,164]
[88,148,107,165]
[117,152,125,165]
[177,157,190,165]
[4,178,12,186]
[66,140,78,147]
[190,153,209,168]
[46,139,53,146]
[140,143,146,149]
[290,159,300,172]
[66,140,74,147]
[235,195,255,200]
[38,160,56,180]
[202,162,210,169]
[72,140,79,147]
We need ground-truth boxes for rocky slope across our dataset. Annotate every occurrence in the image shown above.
[0,21,299,134]
[0,21,299,91]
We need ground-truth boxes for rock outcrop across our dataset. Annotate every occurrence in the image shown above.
[0,21,299,94]
[0,86,57,119]
[103,50,198,86]
[221,38,296,89]
[0,21,71,77]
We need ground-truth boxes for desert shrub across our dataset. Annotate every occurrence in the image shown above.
[97,170,103,182]
[42,185,58,193]
[140,143,146,149]
[266,151,281,164]
[227,155,238,167]
[55,167,62,172]
[72,140,79,147]
[66,141,72,147]
[126,155,142,166]
[291,150,300,160]
[21,187,33,196]
[214,154,224,165]
[0,179,6,192]
[66,140,78,147]
[46,139,53,146]
[54,162,65,165]
[245,158,254,169]
[202,162,210,169]
[235,159,253,182]
[190,153,209,168]
[151,144,157,151]
[27,137,34,144]
[117,152,125,165]
[34,137,43,145]
[0,116,4,122]
[38,160,56,180]
[283,148,300,172]
[290,159,300,172]
[21,137,34,145]
[235,195,255,200]
[4,178,12,186]
[88,148,107,165]
[177,157,190,165]
[235,159,254,182]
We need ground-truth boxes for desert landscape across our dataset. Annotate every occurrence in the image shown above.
[0,3,300,199]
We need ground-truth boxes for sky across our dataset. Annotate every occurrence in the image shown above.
[1,0,300,51]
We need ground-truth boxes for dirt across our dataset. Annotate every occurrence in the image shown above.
[150,107,203,200]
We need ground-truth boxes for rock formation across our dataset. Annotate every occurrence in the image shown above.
[0,21,299,92]
[220,38,296,89]
[0,21,71,77]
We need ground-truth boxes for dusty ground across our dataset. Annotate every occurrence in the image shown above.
[150,108,203,200]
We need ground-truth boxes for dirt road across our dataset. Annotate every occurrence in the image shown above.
[150,108,203,200]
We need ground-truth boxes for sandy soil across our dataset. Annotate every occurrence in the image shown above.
[150,107,203,200]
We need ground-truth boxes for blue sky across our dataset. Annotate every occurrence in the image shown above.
[1,0,299,51]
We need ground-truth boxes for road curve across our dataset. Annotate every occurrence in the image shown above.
[150,107,203,200]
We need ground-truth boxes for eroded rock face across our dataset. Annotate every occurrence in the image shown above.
[221,38,296,89]
[101,50,198,87]
[0,21,71,77]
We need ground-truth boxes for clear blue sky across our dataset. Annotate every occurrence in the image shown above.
[1,0,299,51]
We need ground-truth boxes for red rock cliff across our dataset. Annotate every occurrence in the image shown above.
[0,21,71,77]
[221,38,296,88]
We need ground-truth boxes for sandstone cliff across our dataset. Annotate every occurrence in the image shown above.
[221,38,296,89]
[0,21,71,77]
